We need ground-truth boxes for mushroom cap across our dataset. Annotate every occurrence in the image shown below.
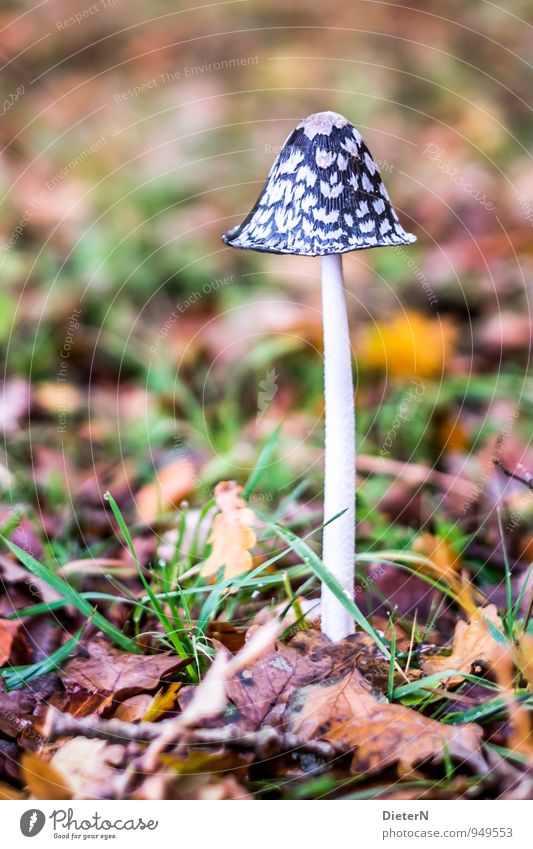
[222,111,416,257]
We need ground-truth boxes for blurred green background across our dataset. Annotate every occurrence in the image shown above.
[1,0,533,562]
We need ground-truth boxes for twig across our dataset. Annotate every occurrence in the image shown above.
[494,459,533,491]
[356,455,474,497]
[42,707,334,761]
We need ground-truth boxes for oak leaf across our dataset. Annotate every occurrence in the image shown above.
[285,669,486,776]
[201,481,257,580]
[422,604,504,684]
[227,630,382,730]
[59,639,186,701]
[346,704,486,776]
[412,533,476,615]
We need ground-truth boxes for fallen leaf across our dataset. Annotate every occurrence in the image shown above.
[362,311,457,379]
[413,533,477,615]
[135,457,197,524]
[206,620,247,653]
[346,705,486,777]
[201,481,257,580]
[59,639,186,701]
[285,669,486,776]
[422,605,504,684]
[227,630,383,730]
[113,694,153,722]
[143,683,182,722]
[0,618,22,666]
[49,738,123,799]
[22,752,73,800]
[33,381,84,417]
[285,668,379,742]
[0,690,36,738]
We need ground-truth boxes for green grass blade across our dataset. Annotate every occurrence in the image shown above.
[105,492,190,661]
[387,615,397,701]
[2,626,85,690]
[271,521,391,659]
[393,670,499,700]
[1,536,140,653]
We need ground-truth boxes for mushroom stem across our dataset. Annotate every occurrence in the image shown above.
[320,253,356,641]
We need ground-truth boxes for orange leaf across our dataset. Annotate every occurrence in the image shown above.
[135,457,196,525]
[201,481,257,580]
[0,618,21,667]
[362,310,457,379]
[22,752,73,800]
[346,704,485,776]
[422,604,504,684]
[286,669,486,776]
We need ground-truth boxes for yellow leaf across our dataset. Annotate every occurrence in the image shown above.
[201,481,257,580]
[143,682,182,723]
[362,310,457,379]
[22,752,73,800]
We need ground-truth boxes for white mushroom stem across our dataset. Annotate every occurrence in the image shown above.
[320,253,356,641]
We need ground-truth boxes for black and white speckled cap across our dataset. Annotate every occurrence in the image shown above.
[222,111,416,256]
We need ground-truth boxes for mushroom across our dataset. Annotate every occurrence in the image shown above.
[223,111,416,641]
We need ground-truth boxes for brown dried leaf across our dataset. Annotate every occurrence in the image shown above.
[227,630,380,730]
[422,604,504,684]
[201,481,257,580]
[113,694,153,722]
[0,690,36,738]
[0,618,22,666]
[286,668,378,742]
[285,669,486,776]
[59,639,185,701]
[347,705,486,777]
[412,533,477,615]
